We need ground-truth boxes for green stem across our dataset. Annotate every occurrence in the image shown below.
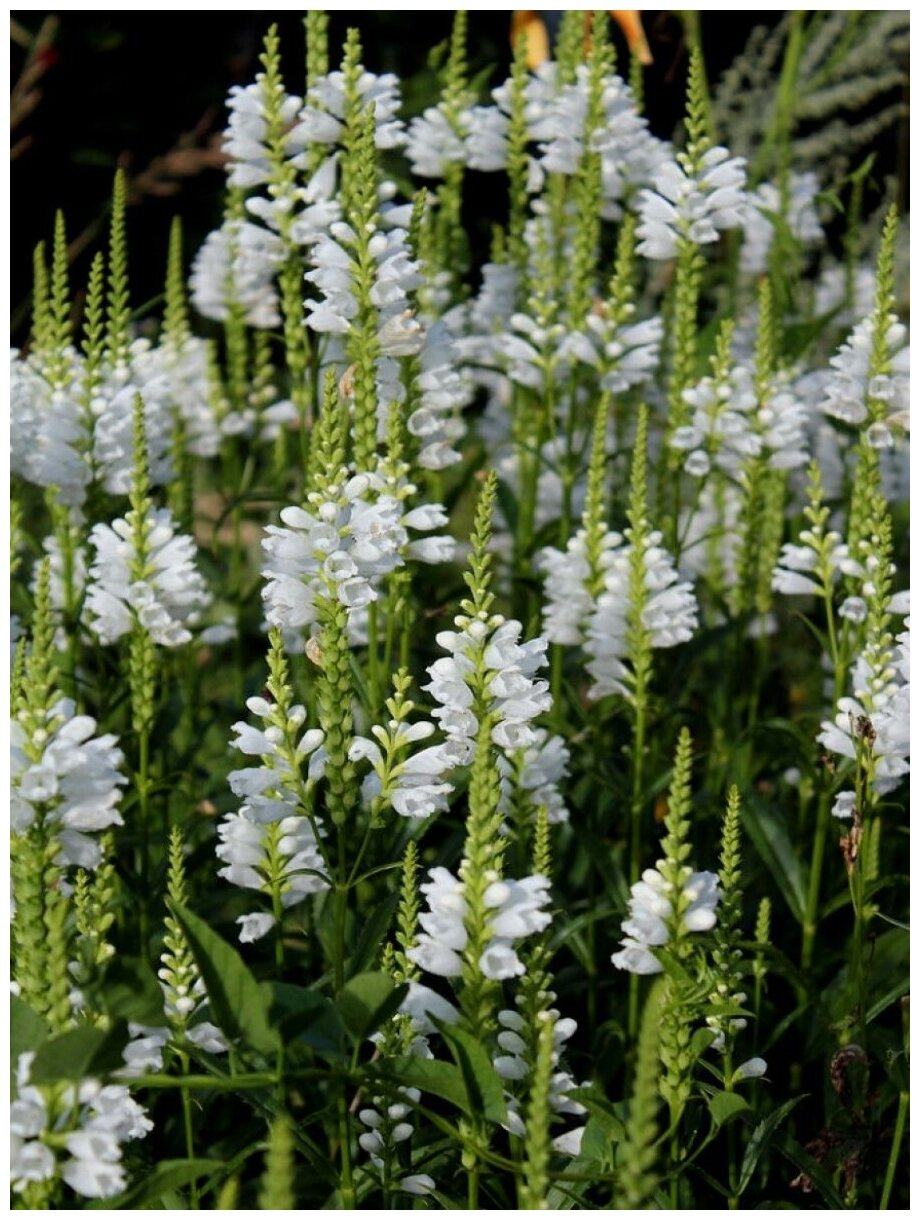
[367,600,381,717]
[801,788,832,973]
[137,725,151,962]
[880,1090,908,1209]
[178,1050,200,1209]
[338,1087,356,1209]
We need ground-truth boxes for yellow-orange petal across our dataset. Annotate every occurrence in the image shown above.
[511,10,551,69]
[609,10,652,64]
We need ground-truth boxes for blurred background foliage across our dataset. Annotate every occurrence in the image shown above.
[9,11,780,331]
[10,9,905,341]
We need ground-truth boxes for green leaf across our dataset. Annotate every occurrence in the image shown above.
[11,997,49,1072]
[437,1021,506,1125]
[101,955,167,1025]
[29,1021,129,1085]
[347,892,399,976]
[867,977,910,1024]
[777,1137,846,1208]
[737,1095,804,1196]
[86,1159,223,1210]
[707,1091,750,1130]
[269,982,343,1051]
[170,902,279,1056]
[375,1055,469,1114]
[566,1089,627,1147]
[742,794,806,923]
[337,972,407,1044]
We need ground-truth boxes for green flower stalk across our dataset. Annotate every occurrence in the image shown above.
[564,10,609,328]
[506,35,532,281]
[519,1013,556,1210]
[431,10,471,294]
[70,837,118,1025]
[625,405,655,885]
[163,218,195,533]
[616,981,664,1209]
[31,238,51,355]
[106,167,131,368]
[752,897,771,1026]
[11,563,125,1030]
[260,24,314,445]
[665,45,710,446]
[259,1115,296,1211]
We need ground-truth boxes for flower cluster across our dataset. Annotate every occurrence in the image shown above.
[11,695,126,870]
[11,1054,151,1201]
[408,866,552,981]
[86,507,211,647]
[636,146,747,261]
[425,615,551,754]
[356,1087,434,1197]
[262,472,452,634]
[613,867,720,975]
[821,313,910,448]
[586,535,699,700]
[216,694,328,940]
[494,1006,587,1156]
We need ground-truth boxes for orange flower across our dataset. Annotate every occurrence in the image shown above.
[510,10,652,68]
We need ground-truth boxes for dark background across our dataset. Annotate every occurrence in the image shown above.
[10,10,802,337]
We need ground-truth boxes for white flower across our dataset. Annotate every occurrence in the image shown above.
[224,78,302,190]
[612,867,720,975]
[261,474,414,634]
[11,697,126,869]
[740,173,822,275]
[86,507,211,647]
[236,912,277,943]
[294,67,405,151]
[305,222,424,357]
[424,615,552,758]
[218,693,329,923]
[671,364,760,476]
[832,790,857,820]
[586,533,698,700]
[406,105,467,178]
[10,1056,150,1202]
[408,865,552,982]
[190,219,285,329]
[821,314,909,442]
[498,727,570,826]
[143,334,221,459]
[637,146,747,261]
[90,348,176,496]
[11,348,92,507]
[733,1057,768,1082]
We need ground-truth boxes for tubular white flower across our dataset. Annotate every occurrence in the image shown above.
[11,348,92,507]
[494,1005,588,1156]
[408,865,552,982]
[304,222,424,357]
[612,866,720,975]
[424,613,552,759]
[190,219,285,329]
[10,1055,151,1202]
[586,534,698,701]
[821,313,909,445]
[217,693,329,932]
[637,146,747,261]
[740,172,822,275]
[406,105,468,178]
[498,727,571,826]
[294,67,406,151]
[11,696,126,870]
[86,507,211,648]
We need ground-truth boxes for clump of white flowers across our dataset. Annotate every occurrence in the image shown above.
[11,1053,152,1202]
[408,866,552,982]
